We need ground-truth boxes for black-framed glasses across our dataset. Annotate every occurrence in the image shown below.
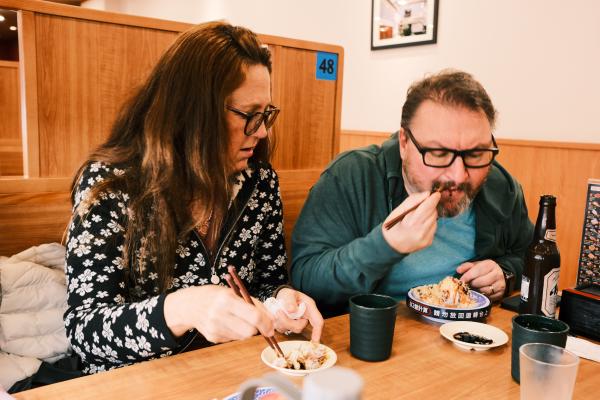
[403,127,499,168]
[226,105,280,136]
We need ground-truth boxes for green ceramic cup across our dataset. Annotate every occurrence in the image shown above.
[349,294,398,362]
[511,314,570,383]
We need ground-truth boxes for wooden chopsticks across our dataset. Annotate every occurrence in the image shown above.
[383,182,452,230]
[225,265,286,359]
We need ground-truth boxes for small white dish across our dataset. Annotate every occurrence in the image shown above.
[261,340,337,377]
[439,321,508,351]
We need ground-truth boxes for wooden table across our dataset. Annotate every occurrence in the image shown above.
[14,305,599,399]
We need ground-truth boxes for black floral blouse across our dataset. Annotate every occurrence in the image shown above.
[64,161,287,374]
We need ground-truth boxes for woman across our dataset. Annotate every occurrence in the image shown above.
[64,21,323,374]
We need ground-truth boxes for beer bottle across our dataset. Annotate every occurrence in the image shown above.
[519,195,561,317]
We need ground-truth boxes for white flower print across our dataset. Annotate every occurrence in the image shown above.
[247,198,259,210]
[74,244,91,257]
[102,321,114,341]
[181,271,195,284]
[176,245,190,258]
[68,278,80,292]
[125,337,139,352]
[138,336,152,352]
[107,220,123,233]
[250,222,262,235]
[240,229,252,241]
[124,325,133,336]
[274,255,286,266]
[193,253,206,266]
[67,237,78,251]
[135,312,149,332]
[80,268,96,282]
[75,324,84,343]
[149,327,159,339]
[76,282,93,296]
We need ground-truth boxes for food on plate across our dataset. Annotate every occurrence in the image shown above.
[453,331,493,345]
[271,342,328,370]
[413,276,477,308]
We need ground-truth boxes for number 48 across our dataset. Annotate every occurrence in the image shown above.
[319,58,335,74]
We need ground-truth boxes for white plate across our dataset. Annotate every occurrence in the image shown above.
[439,321,508,351]
[261,340,337,377]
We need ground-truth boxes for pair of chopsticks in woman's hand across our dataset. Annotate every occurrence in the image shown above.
[225,265,286,359]
[383,182,452,230]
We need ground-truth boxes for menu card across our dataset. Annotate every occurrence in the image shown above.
[577,179,600,286]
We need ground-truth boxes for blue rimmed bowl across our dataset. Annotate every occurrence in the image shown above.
[406,287,491,323]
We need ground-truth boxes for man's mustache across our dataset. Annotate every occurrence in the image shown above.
[432,180,473,194]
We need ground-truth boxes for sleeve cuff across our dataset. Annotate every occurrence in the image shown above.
[152,293,182,348]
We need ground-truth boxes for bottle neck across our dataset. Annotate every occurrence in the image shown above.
[533,203,557,242]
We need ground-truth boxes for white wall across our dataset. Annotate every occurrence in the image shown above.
[83,0,600,143]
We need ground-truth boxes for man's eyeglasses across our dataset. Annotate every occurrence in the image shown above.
[403,127,499,168]
[226,105,280,136]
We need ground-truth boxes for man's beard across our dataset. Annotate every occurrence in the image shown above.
[433,180,480,217]
[402,161,486,218]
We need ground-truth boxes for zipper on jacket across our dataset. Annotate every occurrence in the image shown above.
[178,180,258,353]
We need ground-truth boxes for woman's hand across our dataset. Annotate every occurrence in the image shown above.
[274,288,324,342]
[164,285,275,343]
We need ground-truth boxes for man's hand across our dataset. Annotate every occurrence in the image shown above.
[457,260,505,302]
[382,191,441,254]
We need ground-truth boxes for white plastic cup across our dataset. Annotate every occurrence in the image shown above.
[519,342,579,400]
[303,366,363,400]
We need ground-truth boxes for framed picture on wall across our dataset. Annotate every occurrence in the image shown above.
[371,0,439,50]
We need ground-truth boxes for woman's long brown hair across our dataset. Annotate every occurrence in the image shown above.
[70,21,273,291]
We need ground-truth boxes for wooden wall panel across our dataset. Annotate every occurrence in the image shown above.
[340,130,389,153]
[0,61,22,175]
[270,46,339,169]
[34,14,178,177]
[278,169,322,258]
[339,130,600,290]
[0,178,71,256]
[496,140,600,290]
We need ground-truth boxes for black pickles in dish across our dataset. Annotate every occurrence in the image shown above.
[453,331,493,345]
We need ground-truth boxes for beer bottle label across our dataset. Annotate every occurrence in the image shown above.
[520,276,530,302]
[541,267,560,317]
[544,229,557,242]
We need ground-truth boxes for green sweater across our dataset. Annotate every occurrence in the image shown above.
[291,133,533,315]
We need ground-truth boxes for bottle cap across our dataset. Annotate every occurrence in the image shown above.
[540,195,556,205]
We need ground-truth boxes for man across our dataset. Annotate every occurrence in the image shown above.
[290,70,533,316]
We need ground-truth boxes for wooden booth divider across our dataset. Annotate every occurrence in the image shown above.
[0,0,342,260]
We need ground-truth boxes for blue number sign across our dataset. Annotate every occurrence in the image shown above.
[316,52,338,81]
